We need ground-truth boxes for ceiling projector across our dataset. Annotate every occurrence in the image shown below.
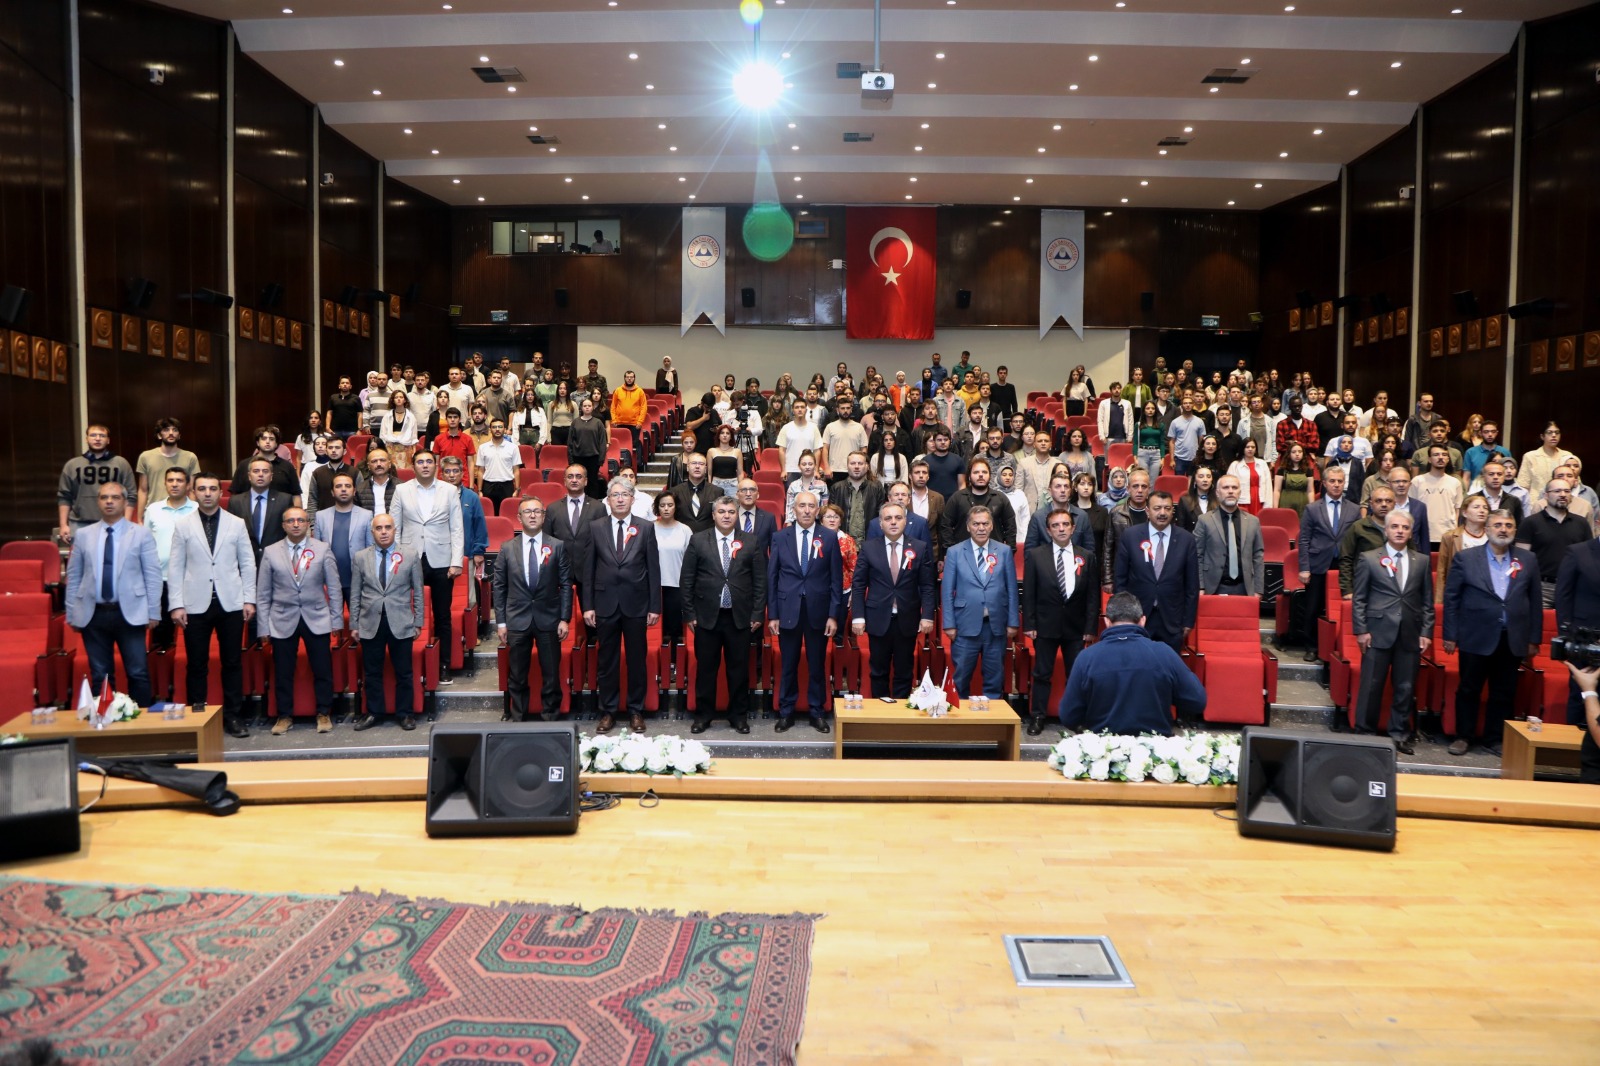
[861,71,894,101]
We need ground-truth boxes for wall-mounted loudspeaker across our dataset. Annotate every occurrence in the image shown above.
[259,283,284,309]
[126,278,157,310]
[955,289,972,309]
[1236,727,1395,851]
[425,723,580,837]
[1508,297,1554,320]
[1451,289,1478,318]
[0,285,31,328]
[741,287,756,308]
[0,738,81,863]
[1294,289,1314,308]
[554,288,570,309]
[1139,291,1156,312]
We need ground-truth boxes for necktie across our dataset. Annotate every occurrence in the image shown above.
[379,547,389,588]
[570,498,580,530]
[1153,530,1166,577]
[890,541,901,583]
[692,491,701,516]
[743,510,753,533]
[720,537,732,608]
[253,494,265,541]
[100,526,115,602]
[616,520,627,557]
[1057,546,1070,599]
[1391,550,1405,587]
[1226,512,1240,580]
[800,528,811,574]
[527,538,539,584]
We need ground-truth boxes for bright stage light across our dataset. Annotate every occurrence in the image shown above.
[739,0,764,24]
[732,60,784,109]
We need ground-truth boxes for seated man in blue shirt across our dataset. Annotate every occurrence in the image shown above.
[1058,591,1207,735]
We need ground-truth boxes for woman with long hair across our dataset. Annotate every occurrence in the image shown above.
[546,381,576,446]
[1063,365,1095,417]
[708,423,744,498]
[819,503,856,643]
[1460,412,1485,449]
[511,389,547,448]
[1361,450,1399,510]
[1071,470,1111,560]
[1059,427,1097,483]
[1434,495,1490,605]
[1177,466,1215,531]
[784,450,830,523]
[652,492,692,646]
[1194,434,1227,482]
[1275,441,1319,516]
[869,428,909,483]
[1135,400,1167,481]
[379,390,418,467]
[1227,436,1275,515]
[293,411,324,468]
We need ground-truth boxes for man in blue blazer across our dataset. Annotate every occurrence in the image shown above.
[65,482,163,706]
[1113,490,1199,653]
[941,506,1019,700]
[1296,465,1361,660]
[768,488,842,731]
[312,473,373,606]
[1442,510,1543,756]
[865,482,932,548]
[732,479,779,555]
[851,501,936,698]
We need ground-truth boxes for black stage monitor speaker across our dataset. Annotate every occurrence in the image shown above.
[0,738,81,863]
[426,723,579,837]
[1236,727,1395,851]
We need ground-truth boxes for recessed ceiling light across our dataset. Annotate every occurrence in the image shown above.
[1313,127,1323,134]
[452,178,460,184]
[788,122,797,128]
[678,176,686,181]
[281,7,293,13]
[1053,123,1062,130]
[906,194,914,200]
[1227,199,1236,205]
[582,195,589,200]
[333,59,345,66]
[403,127,413,134]
[479,55,489,62]
[1025,178,1034,184]
[431,148,440,155]
[658,123,667,129]
[1283,4,1294,9]
[477,196,485,201]
[1013,195,1021,201]
[1183,126,1194,133]
[1348,88,1360,95]
[1116,1,1125,6]
[791,144,800,150]
[1254,182,1264,188]
[914,145,923,151]
[947,1,956,6]
[910,176,918,182]
[781,51,791,59]
[921,123,931,129]
[1140,180,1148,186]
[1120,197,1129,203]
[628,52,639,60]
[645,84,655,90]
[797,194,805,199]
[441,3,451,8]
[1159,149,1168,155]
[549,146,557,152]
[564,177,572,182]
[1037,147,1046,153]
[935,52,945,59]
[927,82,937,89]
[689,194,696,198]
[1279,151,1289,157]
[506,86,516,92]
[669,146,677,151]
[1450,7,1462,13]
[793,175,801,181]
[1104,210,1113,216]
[1209,86,1220,93]
[609,1,617,5]
[372,89,382,95]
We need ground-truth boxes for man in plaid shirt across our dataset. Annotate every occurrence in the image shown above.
[1275,395,1322,462]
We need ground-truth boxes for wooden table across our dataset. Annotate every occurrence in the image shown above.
[25,704,223,763]
[833,699,1022,760]
[1500,719,1583,780]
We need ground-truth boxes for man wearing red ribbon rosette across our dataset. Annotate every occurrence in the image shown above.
[941,507,1019,703]
[582,477,661,734]
[1441,508,1543,757]
[1352,510,1433,754]
[256,507,344,735]
[349,513,426,731]
[494,498,571,723]
[680,496,766,734]
[768,490,843,732]
[1022,509,1101,736]
[850,502,936,701]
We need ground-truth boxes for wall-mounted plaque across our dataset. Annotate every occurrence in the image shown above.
[1447,324,1462,355]
[1554,335,1576,372]
[31,336,50,380]
[388,294,401,319]
[239,307,255,340]
[172,326,191,361]
[322,300,336,328]
[290,321,303,350]
[360,312,371,338]
[1395,307,1409,336]
[1484,314,1503,348]
[336,305,348,331]
[147,320,166,357]
[1288,308,1300,331]
[347,308,361,335]
[1428,327,1443,358]
[1353,320,1365,346]
[1529,339,1548,374]
[52,341,68,383]
[273,315,287,346]
[1465,319,1482,351]
[9,331,28,376]
[1584,331,1600,369]
[1381,312,1394,340]
[1320,301,1334,326]
[120,315,142,353]
[90,308,114,349]
[1366,316,1381,342]
[195,331,211,364]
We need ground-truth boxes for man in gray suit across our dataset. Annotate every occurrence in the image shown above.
[65,482,162,707]
[257,507,345,735]
[493,498,571,721]
[313,472,372,606]
[1352,509,1434,753]
[349,512,425,731]
[1296,465,1360,661]
[392,451,465,682]
[168,473,256,737]
[1195,474,1265,596]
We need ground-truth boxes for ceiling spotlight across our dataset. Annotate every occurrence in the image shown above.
[914,145,923,151]
[1159,149,1168,155]
[628,52,638,60]
[731,61,781,108]
[1120,197,1129,203]
[610,1,617,5]
[1116,1,1125,6]
[1140,180,1148,186]
[582,195,589,200]
[1069,84,1079,91]
[1312,127,1323,134]
[781,51,791,58]
[927,82,937,89]
[1450,7,1462,12]
[479,55,489,62]
[1037,147,1046,153]
[564,177,572,182]
[922,123,931,129]
[506,86,516,92]
[529,125,538,131]
[333,59,345,66]
[549,146,557,152]
[1241,58,1251,65]
[689,194,696,199]
[1209,86,1220,93]
[935,52,945,59]
[1227,200,1236,205]
[791,144,799,150]
[1013,195,1021,201]
[1348,88,1359,95]
[403,127,413,134]
[1279,151,1289,157]
[372,89,382,95]
[797,194,804,199]
[1390,60,1403,68]
[788,122,797,128]
[1088,54,1099,62]
[1183,126,1193,133]
[477,196,485,201]
[1283,4,1294,9]
[645,83,655,90]
[441,3,451,8]
[1104,210,1113,216]
[669,145,678,151]
[430,148,440,154]
[907,194,914,199]
[1025,178,1034,183]
[1254,182,1264,188]
[910,176,918,182]
[679,176,687,181]
[451,178,460,184]
[658,123,667,129]
[281,7,293,13]
[793,175,801,181]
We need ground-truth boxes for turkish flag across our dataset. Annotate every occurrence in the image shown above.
[845,207,937,340]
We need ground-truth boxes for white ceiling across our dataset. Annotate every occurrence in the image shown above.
[175,0,1583,210]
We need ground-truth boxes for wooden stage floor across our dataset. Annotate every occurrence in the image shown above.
[12,791,1600,1063]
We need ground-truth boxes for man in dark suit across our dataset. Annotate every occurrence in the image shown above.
[1113,490,1199,653]
[1297,464,1361,660]
[1555,536,1600,777]
[866,482,931,547]
[494,497,571,722]
[547,463,606,604]
[1023,473,1095,557]
[227,457,293,562]
[768,487,842,732]
[1352,509,1434,753]
[581,477,661,733]
[679,496,767,734]
[348,513,426,731]
[850,501,935,699]
[668,452,718,534]
[731,479,778,555]
[1442,509,1543,756]
[1022,508,1100,735]
[1384,467,1432,556]
[1195,475,1265,597]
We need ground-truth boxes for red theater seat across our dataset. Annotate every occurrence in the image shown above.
[1186,594,1276,725]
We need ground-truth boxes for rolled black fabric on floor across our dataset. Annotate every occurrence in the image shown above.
[87,759,240,816]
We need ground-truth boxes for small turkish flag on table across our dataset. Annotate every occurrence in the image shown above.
[845,207,937,340]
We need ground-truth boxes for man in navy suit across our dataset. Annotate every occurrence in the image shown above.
[768,489,842,731]
[851,502,936,699]
[1297,465,1361,660]
[865,482,932,548]
[1443,509,1543,756]
[1022,508,1100,735]
[65,482,163,706]
[941,506,1019,700]
[581,477,661,734]
[1384,467,1431,556]
[1113,490,1199,653]
[731,479,778,555]
[494,498,572,722]
[1022,473,1096,557]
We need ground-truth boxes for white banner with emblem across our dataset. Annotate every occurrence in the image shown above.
[681,206,727,336]
[1039,209,1085,339]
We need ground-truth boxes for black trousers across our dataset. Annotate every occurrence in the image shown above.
[1031,632,1085,721]
[271,620,332,717]
[868,610,920,699]
[1454,631,1522,742]
[578,457,604,498]
[360,612,415,717]
[693,609,751,721]
[182,595,244,714]
[1300,568,1330,649]
[482,479,516,510]
[421,559,455,665]
[150,587,176,651]
[660,586,683,644]
[596,613,649,716]
[1355,632,1421,742]
[507,626,562,718]
[778,620,829,718]
[81,604,152,707]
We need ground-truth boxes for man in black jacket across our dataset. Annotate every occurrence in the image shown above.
[850,502,936,699]
[1022,508,1102,735]
[679,497,767,734]
[939,458,1016,551]
[668,452,718,534]
[494,498,572,721]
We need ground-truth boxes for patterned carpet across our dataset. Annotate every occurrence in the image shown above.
[0,877,816,1065]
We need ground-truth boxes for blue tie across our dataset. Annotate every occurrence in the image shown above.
[800,529,810,575]
[379,547,389,588]
[253,494,265,541]
[100,526,115,603]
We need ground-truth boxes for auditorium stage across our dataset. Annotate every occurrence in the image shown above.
[14,783,1600,1063]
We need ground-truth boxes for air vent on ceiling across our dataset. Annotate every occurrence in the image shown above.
[1202,67,1254,84]
[1158,136,1191,146]
[526,135,561,145]
[473,66,527,83]
[836,62,863,79]
[842,131,874,142]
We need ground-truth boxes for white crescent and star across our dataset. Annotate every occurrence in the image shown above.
[868,227,914,286]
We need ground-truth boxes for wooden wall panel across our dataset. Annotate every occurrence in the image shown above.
[1258,182,1341,387]
[0,0,76,540]
[318,122,378,394]
[382,176,452,370]
[1342,121,1417,404]
[1083,208,1259,331]
[79,0,228,475]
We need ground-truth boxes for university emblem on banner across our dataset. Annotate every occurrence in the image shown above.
[687,235,721,267]
[1045,238,1081,272]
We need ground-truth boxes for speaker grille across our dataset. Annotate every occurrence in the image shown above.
[483,733,574,821]
[1301,742,1395,834]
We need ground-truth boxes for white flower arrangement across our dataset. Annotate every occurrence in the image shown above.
[905,670,950,717]
[1047,730,1241,786]
[578,731,712,777]
[76,691,142,727]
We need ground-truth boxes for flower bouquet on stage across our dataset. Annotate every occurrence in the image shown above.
[907,669,962,717]
[75,678,142,730]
